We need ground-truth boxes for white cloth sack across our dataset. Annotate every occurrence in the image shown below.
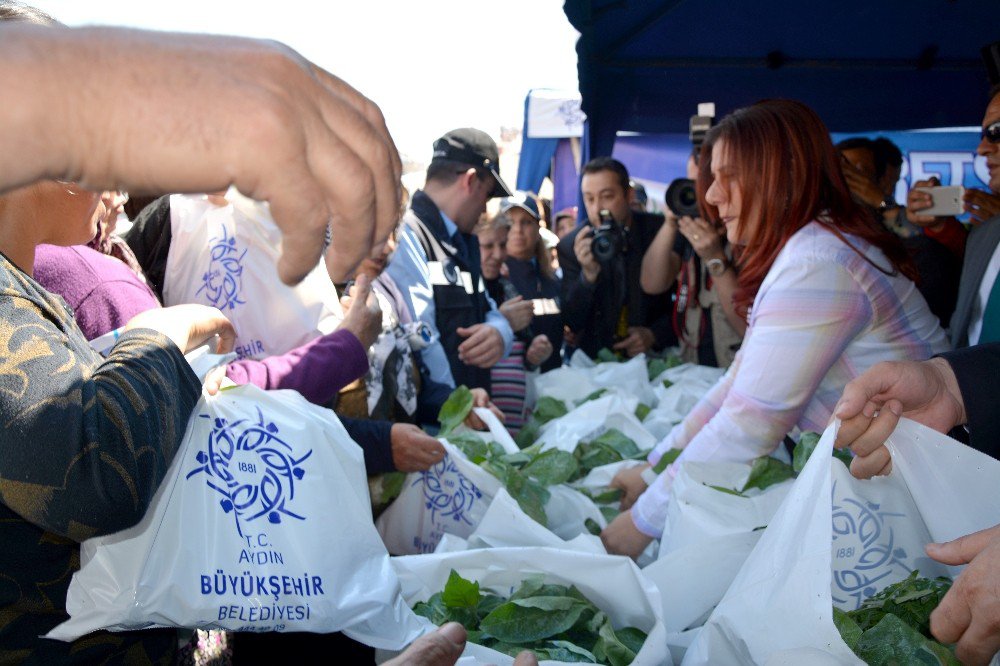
[391,546,671,665]
[162,190,342,359]
[685,419,1000,665]
[47,385,423,648]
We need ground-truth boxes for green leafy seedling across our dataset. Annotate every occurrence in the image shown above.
[522,449,579,486]
[706,483,746,497]
[741,456,795,493]
[650,448,682,474]
[534,396,569,425]
[852,613,959,666]
[578,388,608,405]
[792,431,821,474]
[438,385,474,437]
[442,569,481,609]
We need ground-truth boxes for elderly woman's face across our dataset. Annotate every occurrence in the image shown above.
[478,225,508,280]
[504,207,539,261]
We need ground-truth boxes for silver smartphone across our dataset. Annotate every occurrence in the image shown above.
[915,185,965,217]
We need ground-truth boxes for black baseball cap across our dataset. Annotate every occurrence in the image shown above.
[431,128,513,199]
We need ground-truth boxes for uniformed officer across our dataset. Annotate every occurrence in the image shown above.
[385,128,514,392]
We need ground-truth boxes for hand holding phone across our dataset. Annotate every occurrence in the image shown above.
[914,185,965,217]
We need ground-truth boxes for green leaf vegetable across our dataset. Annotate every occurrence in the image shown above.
[413,570,647,666]
[705,483,746,497]
[646,354,681,382]
[379,472,406,505]
[650,447,682,474]
[596,348,623,363]
[441,386,650,531]
[704,431,851,497]
[793,430,852,473]
[741,456,795,493]
[834,572,957,665]
[521,449,580,486]
[634,403,652,421]
[534,396,570,425]
[438,385,474,437]
[578,388,608,405]
[848,571,952,637]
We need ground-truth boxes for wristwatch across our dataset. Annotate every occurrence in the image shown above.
[705,257,730,277]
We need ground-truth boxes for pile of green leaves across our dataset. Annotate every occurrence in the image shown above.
[448,433,554,525]
[704,431,850,497]
[414,570,647,665]
[450,428,648,527]
[437,388,650,527]
[834,571,957,665]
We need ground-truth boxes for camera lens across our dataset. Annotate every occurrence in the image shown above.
[665,178,699,218]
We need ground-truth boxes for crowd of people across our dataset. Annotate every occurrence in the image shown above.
[3,1,1000,664]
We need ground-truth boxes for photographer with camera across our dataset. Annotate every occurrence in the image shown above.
[557,157,675,358]
[641,146,746,368]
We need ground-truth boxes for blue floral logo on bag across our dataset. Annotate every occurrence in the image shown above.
[196,224,247,311]
[416,454,481,526]
[186,407,313,536]
[831,480,912,609]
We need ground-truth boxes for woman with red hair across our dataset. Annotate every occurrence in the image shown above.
[602,99,949,557]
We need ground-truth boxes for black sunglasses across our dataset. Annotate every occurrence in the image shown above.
[982,120,1000,144]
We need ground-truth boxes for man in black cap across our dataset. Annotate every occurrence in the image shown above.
[385,128,514,395]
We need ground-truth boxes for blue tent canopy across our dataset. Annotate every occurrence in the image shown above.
[563,0,996,160]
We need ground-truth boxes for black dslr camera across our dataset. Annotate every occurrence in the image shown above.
[591,209,625,264]
[666,105,714,218]
[665,178,698,218]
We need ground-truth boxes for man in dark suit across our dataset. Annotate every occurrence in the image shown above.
[557,158,675,358]
[937,86,1000,348]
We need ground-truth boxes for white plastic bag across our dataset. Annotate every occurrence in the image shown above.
[391,546,671,665]
[685,419,1000,665]
[540,351,657,407]
[48,384,423,648]
[639,458,790,653]
[660,460,792,557]
[377,441,502,555]
[536,394,652,454]
[377,442,605,554]
[162,190,342,359]
[532,364,601,406]
[464,489,606,555]
[649,364,725,424]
